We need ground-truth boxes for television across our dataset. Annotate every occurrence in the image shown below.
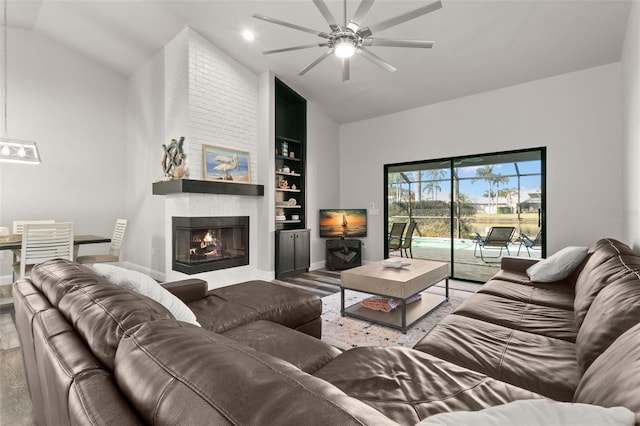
[319,209,367,238]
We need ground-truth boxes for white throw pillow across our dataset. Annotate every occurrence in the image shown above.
[89,263,200,326]
[416,399,635,426]
[526,246,588,282]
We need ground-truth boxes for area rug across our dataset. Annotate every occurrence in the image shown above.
[321,291,463,350]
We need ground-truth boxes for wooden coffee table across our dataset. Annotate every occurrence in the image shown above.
[340,259,449,333]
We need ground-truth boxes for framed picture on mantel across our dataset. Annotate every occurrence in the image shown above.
[203,144,252,184]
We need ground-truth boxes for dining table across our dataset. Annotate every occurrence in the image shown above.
[0,234,111,260]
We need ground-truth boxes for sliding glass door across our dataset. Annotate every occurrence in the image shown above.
[384,148,545,282]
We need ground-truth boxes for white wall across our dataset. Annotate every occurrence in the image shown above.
[340,63,623,260]
[125,50,166,279]
[306,99,341,269]
[0,29,127,282]
[622,0,640,250]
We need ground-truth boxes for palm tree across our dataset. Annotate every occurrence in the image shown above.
[388,173,405,202]
[423,169,447,201]
[424,180,442,200]
[473,165,495,212]
[492,174,509,211]
[498,187,519,209]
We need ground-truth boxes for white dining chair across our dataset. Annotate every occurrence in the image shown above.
[77,219,128,265]
[12,219,56,234]
[13,222,74,279]
[10,220,57,266]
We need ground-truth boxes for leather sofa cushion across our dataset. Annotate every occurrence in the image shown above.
[222,320,341,373]
[454,293,577,342]
[68,370,144,425]
[30,259,101,306]
[490,268,532,285]
[574,322,640,425]
[32,309,140,425]
[478,279,575,310]
[188,280,322,336]
[24,261,173,371]
[161,278,208,303]
[115,320,397,426]
[414,314,579,401]
[575,271,640,372]
[58,280,173,370]
[314,346,543,424]
[574,238,638,326]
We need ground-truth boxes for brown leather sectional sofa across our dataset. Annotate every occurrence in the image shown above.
[12,238,640,425]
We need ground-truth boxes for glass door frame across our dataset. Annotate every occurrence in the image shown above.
[383,147,546,282]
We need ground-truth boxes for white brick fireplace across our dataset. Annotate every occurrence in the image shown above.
[161,28,267,288]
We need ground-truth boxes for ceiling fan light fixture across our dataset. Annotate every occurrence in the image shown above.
[334,38,356,58]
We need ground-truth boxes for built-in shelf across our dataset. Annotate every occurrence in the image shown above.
[276,171,302,177]
[276,188,301,193]
[276,135,302,144]
[153,179,264,196]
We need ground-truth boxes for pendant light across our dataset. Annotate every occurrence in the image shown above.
[0,0,40,164]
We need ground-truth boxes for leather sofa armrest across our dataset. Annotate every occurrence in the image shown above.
[500,256,540,273]
[161,279,208,303]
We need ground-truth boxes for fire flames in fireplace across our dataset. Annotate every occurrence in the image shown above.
[189,230,223,258]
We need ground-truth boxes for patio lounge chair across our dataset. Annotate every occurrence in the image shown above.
[473,226,516,262]
[517,231,542,257]
[388,222,407,256]
[390,221,417,258]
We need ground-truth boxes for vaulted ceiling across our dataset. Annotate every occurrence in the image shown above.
[9,0,631,123]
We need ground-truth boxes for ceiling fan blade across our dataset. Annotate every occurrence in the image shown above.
[350,0,375,26]
[342,58,350,82]
[363,38,434,48]
[253,13,329,38]
[262,43,328,55]
[312,0,340,31]
[298,50,334,76]
[359,48,397,73]
[367,0,442,34]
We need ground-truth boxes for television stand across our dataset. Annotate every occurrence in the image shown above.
[326,238,362,271]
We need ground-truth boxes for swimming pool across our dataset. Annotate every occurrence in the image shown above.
[412,237,475,250]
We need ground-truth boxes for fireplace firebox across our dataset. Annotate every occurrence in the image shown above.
[172,216,249,274]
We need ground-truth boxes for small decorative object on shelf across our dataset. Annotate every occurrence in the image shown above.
[283,165,290,173]
[289,151,295,158]
[279,179,289,189]
[159,136,189,181]
[281,141,288,157]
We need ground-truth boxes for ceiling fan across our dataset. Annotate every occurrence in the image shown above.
[253,0,442,82]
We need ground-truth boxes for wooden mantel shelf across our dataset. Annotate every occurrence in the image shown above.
[153,179,264,196]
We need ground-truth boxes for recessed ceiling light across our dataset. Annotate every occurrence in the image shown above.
[242,30,255,41]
